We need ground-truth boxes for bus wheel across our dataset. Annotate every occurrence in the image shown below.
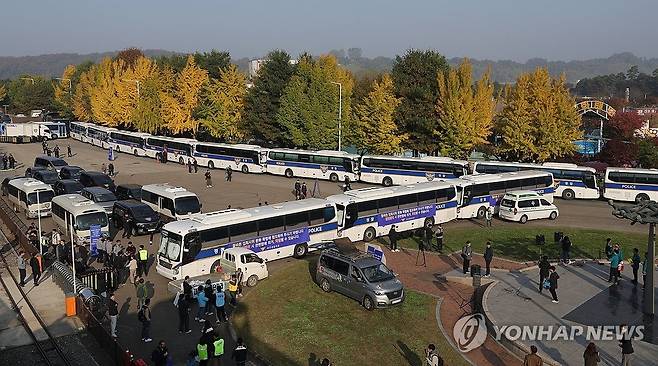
[155,153,162,161]
[329,173,338,182]
[320,278,331,292]
[635,193,649,202]
[520,215,528,224]
[179,157,184,165]
[285,169,294,178]
[208,161,214,169]
[424,217,434,228]
[246,275,258,287]
[382,176,393,187]
[562,189,575,200]
[363,227,376,242]
[241,165,249,174]
[477,206,487,219]
[293,243,308,258]
[210,260,221,273]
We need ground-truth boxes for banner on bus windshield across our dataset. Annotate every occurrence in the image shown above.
[232,227,311,253]
[377,204,436,226]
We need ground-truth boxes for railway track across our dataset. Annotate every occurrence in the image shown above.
[0,241,72,366]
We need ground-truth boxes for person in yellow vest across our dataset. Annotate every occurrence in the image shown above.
[211,333,224,366]
[137,245,149,277]
[197,341,209,366]
[228,275,238,306]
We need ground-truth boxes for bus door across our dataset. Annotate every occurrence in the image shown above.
[342,203,358,229]
[459,186,472,207]
[583,174,598,190]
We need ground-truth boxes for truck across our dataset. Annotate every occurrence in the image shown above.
[0,122,52,142]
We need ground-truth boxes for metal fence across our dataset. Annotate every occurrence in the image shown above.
[76,296,132,366]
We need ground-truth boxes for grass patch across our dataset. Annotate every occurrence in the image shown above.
[379,226,647,262]
[232,260,469,366]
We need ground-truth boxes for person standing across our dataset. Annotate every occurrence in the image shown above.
[388,225,398,252]
[205,170,213,188]
[560,235,572,265]
[137,245,148,277]
[128,256,137,284]
[178,294,192,334]
[108,163,115,177]
[583,342,601,366]
[538,256,550,293]
[618,324,634,366]
[424,225,433,252]
[17,251,27,287]
[51,229,61,252]
[631,248,641,285]
[151,340,169,366]
[197,340,210,366]
[434,225,444,252]
[485,206,493,227]
[183,276,193,299]
[67,144,72,157]
[8,154,15,169]
[231,338,248,366]
[461,241,473,274]
[108,293,119,338]
[211,333,225,365]
[136,277,147,309]
[204,280,215,316]
[30,252,41,286]
[301,182,308,199]
[188,159,193,174]
[226,166,232,182]
[193,158,198,173]
[523,345,542,366]
[294,180,301,200]
[425,344,442,366]
[236,268,244,297]
[195,285,208,322]
[549,266,560,303]
[484,241,494,277]
[610,246,621,285]
[102,163,107,175]
[214,287,227,323]
[139,298,152,342]
[228,276,238,306]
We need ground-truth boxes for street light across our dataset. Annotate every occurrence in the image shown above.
[122,79,141,99]
[55,78,72,94]
[21,77,35,85]
[330,81,342,151]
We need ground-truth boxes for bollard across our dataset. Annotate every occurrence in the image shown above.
[65,292,76,316]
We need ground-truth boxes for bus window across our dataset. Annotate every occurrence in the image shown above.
[417,190,436,205]
[285,211,308,230]
[230,221,258,242]
[583,174,597,189]
[378,197,398,211]
[357,201,378,216]
[258,216,285,235]
[398,193,417,209]
[344,204,358,228]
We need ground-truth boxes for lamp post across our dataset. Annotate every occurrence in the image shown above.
[122,79,141,99]
[330,81,342,151]
[69,218,77,293]
[55,77,72,94]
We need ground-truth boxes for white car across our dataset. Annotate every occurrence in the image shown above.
[15,113,26,117]
[498,191,559,224]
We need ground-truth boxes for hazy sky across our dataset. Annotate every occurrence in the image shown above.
[3,0,656,61]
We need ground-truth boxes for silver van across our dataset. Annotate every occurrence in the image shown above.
[316,249,404,310]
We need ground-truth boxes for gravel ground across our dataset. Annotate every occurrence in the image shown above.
[0,332,113,366]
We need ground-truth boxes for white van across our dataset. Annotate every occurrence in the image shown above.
[498,191,559,224]
[51,194,110,244]
[219,247,269,287]
[141,183,201,220]
[7,178,54,218]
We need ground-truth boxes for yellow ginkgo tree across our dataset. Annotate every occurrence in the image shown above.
[199,64,248,141]
[161,55,208,135]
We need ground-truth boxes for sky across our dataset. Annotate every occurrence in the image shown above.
[3,0,657,61]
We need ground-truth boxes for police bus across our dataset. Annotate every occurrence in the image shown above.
[451,171,555,219]
[107,130,151,157]
[472,161,599,200]
[144,136,196,164]
[141,183,201,220]
[193,142,267,173]
[266,149,359,182]
[359,155,468,186]
[6,178,55,218]
[156,198,337,279]
[326,181,458,242]
[69,121,90,142]
[603,167,658,202]
[51,194,109,244]
[86,125,116,148]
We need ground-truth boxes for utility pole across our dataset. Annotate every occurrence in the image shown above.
[330,81,342,151]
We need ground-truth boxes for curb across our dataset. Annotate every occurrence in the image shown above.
[435,297,477,366]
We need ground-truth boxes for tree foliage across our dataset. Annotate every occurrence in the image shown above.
[199,65,247,141]
[605,111,644,140]
[600,139,638,167]
[0,84,7,103]
[436,59,495,158]
[391,49,449,153]
[352,74,405,154]
[7,76,55,113]
[116,48,145,70]
[497,68,582,162]
[194,50,231,80]
[161,55,208,135]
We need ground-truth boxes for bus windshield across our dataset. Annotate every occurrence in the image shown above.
[27,191,54,204]
[76,212,108,231]
[362,263,395,283]
[159,231,182,262]
[175,197,201,215]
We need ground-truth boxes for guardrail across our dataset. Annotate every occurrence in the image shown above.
[76,296,132,366]
[0,196,34,253]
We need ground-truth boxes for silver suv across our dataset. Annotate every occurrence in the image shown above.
[316,249,404,310]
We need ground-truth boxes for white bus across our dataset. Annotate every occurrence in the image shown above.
[193,142,267,173]
[266,149,359,182]
[359,155,468,186]
[35,122,68,139]
[141,184,201,220]
[69,121,90,142]
[472,161,599,200]
[451,171,555,219]
[6,178,55,218]
[86,125,116,148]
[326,181,458,242]
[156,198,337,279]
[144,136,196,164]
[603,167,658,202]
[107,130,151,157]
[51,194,109,244]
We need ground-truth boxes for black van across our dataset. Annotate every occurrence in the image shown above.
[59,165,84,180]
[79,171,115,191]
[111,200,160,236]
[115,184,142,200]
[34,156,68,173]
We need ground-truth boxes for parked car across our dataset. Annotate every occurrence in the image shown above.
[34,156,68,173]
[219,247,268,287]
[59,165,84,180]
[498,190,559,224]
[81,187,117,214]
[32,169,59,186]
[316,249,404,310]
[53,179,84,196]
[15,113,26,117]
[25,166,49,178]
[79,171,115,191]
[111,200,160,236]
[115,184,142,200]
[1,176,21,196]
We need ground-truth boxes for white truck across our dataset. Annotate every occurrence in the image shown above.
[1,123,52,140]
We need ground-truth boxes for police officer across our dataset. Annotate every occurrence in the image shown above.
[211,334,225,366]
[138,245,149,277]
[197,340,209,366]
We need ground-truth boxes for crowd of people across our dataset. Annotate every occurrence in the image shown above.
[1,152,16,170]
[41,140,72,158]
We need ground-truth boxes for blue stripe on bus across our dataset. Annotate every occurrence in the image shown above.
[556,180,587,188]
[605,183,658,191]
[266,160,348,172]
[193,152,255,164]
[466,187,556,206]
[360,167,456,178]
[144,145,189,154]
[352,200,458,226]
[194,222,338,260]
